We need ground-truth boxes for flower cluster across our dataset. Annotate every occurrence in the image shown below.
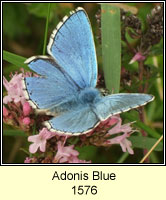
[3,70,34,131]
[121,9,142,41]
[3,70,135,163]
[141,4,163,52]
[121,3,163,58]
[79,115,134,155]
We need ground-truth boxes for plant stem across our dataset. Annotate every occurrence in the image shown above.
[138,60,150,162]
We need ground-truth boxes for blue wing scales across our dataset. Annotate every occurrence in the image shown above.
[43,93,154,134]
[47,7,97,88]
[44,105,99,135]
[23,57,79,110]
[93,93,154,121]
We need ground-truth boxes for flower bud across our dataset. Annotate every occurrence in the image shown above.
[22,117,31,125]
[23,102,31,116]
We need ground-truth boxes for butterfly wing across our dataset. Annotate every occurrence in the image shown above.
[44,105,99,135]
[23,57,79,110]
[93,93,154,121]
[47,7,97,88]
[23,7,97,111]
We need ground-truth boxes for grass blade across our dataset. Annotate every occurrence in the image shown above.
[117,152,129,163]
[43,3,51,55]
[3,50,28,69]
[101,4,121,93]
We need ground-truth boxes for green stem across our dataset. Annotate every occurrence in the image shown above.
[117,152,129,163]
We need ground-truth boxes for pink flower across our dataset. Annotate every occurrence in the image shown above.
[106,117,119,126]
[20,68,38,77]
[3,105,14,125]
[24,157,32,163]
[69,157,92,163]
[129,52,146,64]
[54,141,91,163]
[3,106,9,117]
[24,157,37,163]
[100,116,119,128]
[22,117,31,125]
[104,116,135,154]
[3,101,33,130]
[3,70,37,130]
[3,69,37,105]
[28,128,54,153]
[108,117,133,135]
[3,74,26,105]
[107,132,134,154]
[23,102,31,116]
[54,141,78,162]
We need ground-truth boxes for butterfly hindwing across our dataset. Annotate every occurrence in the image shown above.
[44,105,99,135]
[44,93,154,134]
[94,93,154,121]
[47,7,97,88]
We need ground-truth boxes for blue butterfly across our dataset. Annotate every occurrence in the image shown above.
[22,7,154,135]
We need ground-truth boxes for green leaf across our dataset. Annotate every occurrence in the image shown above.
[3,50,28,69]
[76,145,98,161]
[3,129,27,137]
[129,136,163,151]
[101,4,121,93]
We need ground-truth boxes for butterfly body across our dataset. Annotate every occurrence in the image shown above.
[23,7,154,135]
[78,87,101,105]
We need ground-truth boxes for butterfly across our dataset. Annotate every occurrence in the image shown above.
[22,7,154,135]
